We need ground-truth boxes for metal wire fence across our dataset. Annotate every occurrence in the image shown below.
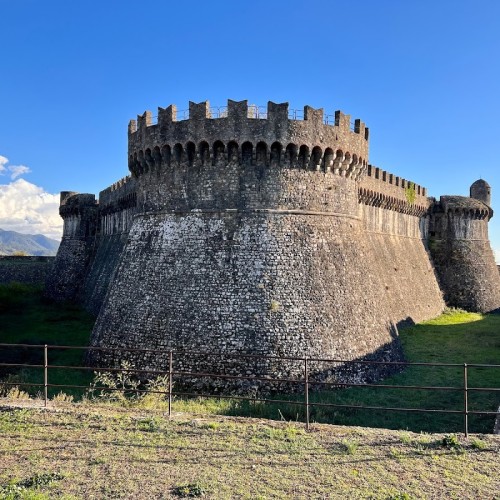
[0,343,499,436]
[149,106,355,128]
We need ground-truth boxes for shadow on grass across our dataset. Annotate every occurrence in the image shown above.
[1,283,499,434]
[176,313,500,434]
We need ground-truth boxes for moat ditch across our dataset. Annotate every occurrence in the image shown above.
[1,283,499,434]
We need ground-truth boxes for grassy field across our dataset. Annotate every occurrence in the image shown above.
[0,283,95,397]
[1,283,499,434]
[0,403,498,499]
[261,309,500,433]
[175,310,500,434]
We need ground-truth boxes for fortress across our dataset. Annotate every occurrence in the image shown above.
[45,100,500,386]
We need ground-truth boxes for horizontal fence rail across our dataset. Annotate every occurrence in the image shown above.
[0,343,499,436]
[148,106,357,129]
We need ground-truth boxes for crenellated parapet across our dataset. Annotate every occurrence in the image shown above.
[59,192,98,219]
[127,100,369,182]
[358,189,429,217]
[358,165,430,217]
[99,176,137,216]
[434,195,492,220]
[101,176,133,195]
[364,164,426,195]
[360,165,427,200]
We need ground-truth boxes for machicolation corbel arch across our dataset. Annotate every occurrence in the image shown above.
[46,99,500,391]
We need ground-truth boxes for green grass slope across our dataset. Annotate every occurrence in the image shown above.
[0,283,95,397]
[0,284,499,433]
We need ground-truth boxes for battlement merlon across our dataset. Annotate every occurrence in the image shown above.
[98,175,138,213]
[60,191,79,206]
[99,175,134,198]
[127,100,369,162]
[359,165,429,207]
[436,196,493,220]
[59,192,98,218]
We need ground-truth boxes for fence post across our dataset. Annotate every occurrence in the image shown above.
[463,363,468,438]
[44,344,48,408]
[304,356,310,431]
[168,350,173,418]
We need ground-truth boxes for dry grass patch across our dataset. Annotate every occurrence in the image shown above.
[0,402,498,499]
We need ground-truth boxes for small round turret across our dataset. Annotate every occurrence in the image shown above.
[470,179,491,206]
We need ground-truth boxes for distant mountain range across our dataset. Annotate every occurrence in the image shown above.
[0,229,60,256]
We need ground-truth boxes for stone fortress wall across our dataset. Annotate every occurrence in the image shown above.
[82,176,138,315]
[429,183,500,312]
[45,100,500,387]
[45,192,98,302]
[0,256,55,286]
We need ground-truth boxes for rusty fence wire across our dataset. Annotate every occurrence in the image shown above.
[0,343,499,437]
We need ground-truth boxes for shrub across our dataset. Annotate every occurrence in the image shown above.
[88,361,172,409]
[441,434,461,450]
[340,438,358,455]
[88,360,140,402]
[172,482,206,497]
[470,438,487,450]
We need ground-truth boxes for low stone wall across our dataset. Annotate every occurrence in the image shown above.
[0,256,55,286]
[45,239,94,302]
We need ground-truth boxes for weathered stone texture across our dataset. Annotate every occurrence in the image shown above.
[0,256,55,285]
[361,206,443,324]
[81,233,129,315]
[91,210,404,384]
[45,193,98,302]
[45,99,500,388]
[470,179,491,206]
[81,177,138,315]
[429,196,500,312]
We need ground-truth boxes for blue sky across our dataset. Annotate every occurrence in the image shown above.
[1,0,499,260]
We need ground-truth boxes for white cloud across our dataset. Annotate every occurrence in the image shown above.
[0,155,33,180]
[9,165,31,179]
[0,154,60,240]
[0,178,62,240]
[0,155,7,174]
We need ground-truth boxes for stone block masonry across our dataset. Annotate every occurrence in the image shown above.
[0,256,55,286]
[46,99,500,389]
[428,192,500,312]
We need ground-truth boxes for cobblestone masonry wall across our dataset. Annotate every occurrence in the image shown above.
[429,196,500,312]
[46,100,500,389]
[81,177,138,315]
[0,256,55,285]
[44,193,98,302]
[91,210,406,386]
[360,206,443,324]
